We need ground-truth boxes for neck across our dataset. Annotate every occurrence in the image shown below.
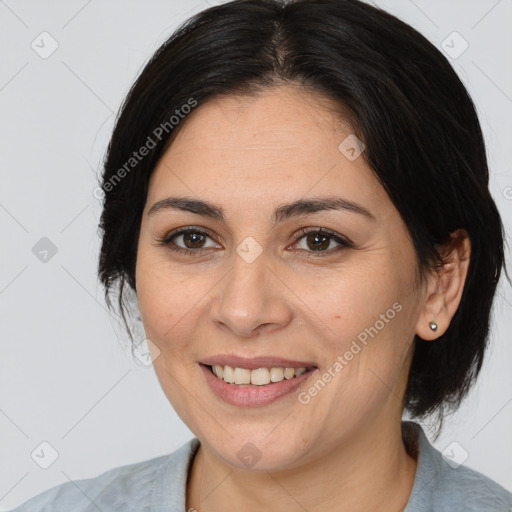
[186,417,418,512]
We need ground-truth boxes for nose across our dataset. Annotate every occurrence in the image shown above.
[210,251,294,338]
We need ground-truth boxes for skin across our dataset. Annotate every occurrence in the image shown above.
[135,85,471,512]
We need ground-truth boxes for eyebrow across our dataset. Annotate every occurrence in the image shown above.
[147,196,376,223]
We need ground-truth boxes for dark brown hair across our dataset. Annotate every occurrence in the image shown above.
[97,0,508,427]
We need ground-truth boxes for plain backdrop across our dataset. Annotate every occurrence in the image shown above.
[0,0,511,509]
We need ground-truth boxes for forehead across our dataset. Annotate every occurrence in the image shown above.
[146,86,389,221]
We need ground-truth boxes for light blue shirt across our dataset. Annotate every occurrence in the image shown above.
[9,421,512,511]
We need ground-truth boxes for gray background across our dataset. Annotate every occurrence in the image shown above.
[0,0,511,508]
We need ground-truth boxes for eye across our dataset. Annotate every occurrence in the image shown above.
[156,226,353,258]
[157,227,221,254]
[290,228,353,257]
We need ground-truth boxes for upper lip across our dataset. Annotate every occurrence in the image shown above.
[200,355,317,370]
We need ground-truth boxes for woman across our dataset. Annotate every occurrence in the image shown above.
[11,0,511,510]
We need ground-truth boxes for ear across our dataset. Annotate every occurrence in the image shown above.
[415,229,471,340]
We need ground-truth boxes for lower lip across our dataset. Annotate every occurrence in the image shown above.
[200,364,317,407]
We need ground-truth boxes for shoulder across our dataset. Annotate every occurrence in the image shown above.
[9,456,168,512]
[403,421,512,512]
[430,450,512,511]
[9,439,198,512]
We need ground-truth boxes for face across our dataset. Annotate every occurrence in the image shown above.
[135,85,428,471]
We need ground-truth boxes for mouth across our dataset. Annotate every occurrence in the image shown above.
[199,360,319,407]
[202,363,317,386]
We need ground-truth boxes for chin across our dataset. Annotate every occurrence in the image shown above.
[196,423,312,472]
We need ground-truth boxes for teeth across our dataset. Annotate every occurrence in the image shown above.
[211,365,309,386]
[213,365,223,379]
[295,367,306,377]
[234,367,251,385]
[284,368,295,380]
[251,368,270,385]
[223,365,235,383]
[270,367,284,382]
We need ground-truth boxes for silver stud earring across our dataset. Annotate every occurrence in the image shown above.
[429,321,438,332]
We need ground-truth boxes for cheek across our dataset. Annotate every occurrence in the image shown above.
[304,262,414,382]
[136,255,203,353]
[136,259,205,418]
[299,264,398,338]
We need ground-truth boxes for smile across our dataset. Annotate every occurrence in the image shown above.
[208,364,315,385]
[199,362,318,407]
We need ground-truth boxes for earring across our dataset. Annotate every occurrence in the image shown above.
[429,321,438,332]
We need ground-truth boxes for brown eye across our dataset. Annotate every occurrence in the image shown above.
[304,232,331,251]
[158,227,222,254]
[291,228,353,257]
[180,232,207,248]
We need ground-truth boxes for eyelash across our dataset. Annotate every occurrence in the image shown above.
[156,226,353,258]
